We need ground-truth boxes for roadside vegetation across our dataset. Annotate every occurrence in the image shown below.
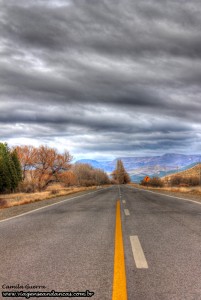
[140,176,164,187]
[0,184,99,209]
[0,143,111,209]
[140,174,200,189]
[15,145,110,191]
[169,175,199,187]
[0,143,22,193]
[135,173,201,201]
[111,159,131,184]
[132,181,201,198]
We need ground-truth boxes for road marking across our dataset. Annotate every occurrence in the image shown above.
[130,236,148,269]
[124,209,130,216]
[127,186,201,206]
[118,185,122,198]
[112,201,127,300]
[122,200,126,204]
[0,187,112,224]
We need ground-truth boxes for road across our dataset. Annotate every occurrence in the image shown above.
[0,185,201,299]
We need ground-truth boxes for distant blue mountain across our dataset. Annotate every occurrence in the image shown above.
[75,154,201,183]
[76,159,101,168]
[75,159,111,171]
[117,153,201,170]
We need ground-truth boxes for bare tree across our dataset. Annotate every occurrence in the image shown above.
[111,159,131,184]
[16,145,73,190]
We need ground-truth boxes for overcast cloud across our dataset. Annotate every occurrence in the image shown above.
[0,0,201,160]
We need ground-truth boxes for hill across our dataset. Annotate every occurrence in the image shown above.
[162,163,201,183]
[75,154,201,182]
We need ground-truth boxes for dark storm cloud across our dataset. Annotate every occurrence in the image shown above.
[0,0,201,158]
[0,59,200,119]
[2,0,201,58]
[0,1,199,59]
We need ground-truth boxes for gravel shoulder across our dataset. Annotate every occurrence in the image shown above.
[0,189,100,221]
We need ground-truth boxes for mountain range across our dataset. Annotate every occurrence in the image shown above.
[76,154,201,182]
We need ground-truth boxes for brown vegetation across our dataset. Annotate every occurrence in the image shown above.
[72,163,110,186]
[0,199,8,209]
[0,144,112,209]
[130,182,201,198]
[140,176,164,187]
[0,183,98,209]
[169,175,199,187]
[15,145,73,191]
[14,146,111,193]
[163,163,201,185]
[58,171,77,187]
[111,159,131,184]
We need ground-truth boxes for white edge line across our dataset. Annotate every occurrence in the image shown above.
[127,185,201,206]
[0,187,112,223]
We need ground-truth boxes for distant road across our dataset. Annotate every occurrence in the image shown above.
[1,186,201,299]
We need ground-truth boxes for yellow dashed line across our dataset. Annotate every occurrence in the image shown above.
[112,200,127,300]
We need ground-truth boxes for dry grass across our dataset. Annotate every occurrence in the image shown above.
[0,184,98,209]
[0,199,9,209]
[129,183,201,195]
[162,163,201,182]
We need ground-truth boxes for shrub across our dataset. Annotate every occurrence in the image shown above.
[79,179,96,187]
[149,177,164,187]
[170,175,199,187]
[50,189,59,195]
[140,177,163,187]
[170,176,183,186]
[110,179,118,185]
[19,181,37,193]
[0,199,8,209]
[140,179,147,186]
[73,163,110,186]
[187,176,199,186]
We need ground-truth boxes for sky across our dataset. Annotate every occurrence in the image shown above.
[0,0,201,161]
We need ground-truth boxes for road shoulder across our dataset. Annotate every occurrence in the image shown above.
[128,185,201,205]
[0,188,105,221]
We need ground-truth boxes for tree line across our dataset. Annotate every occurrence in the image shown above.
[15,145,112,192]
[0,143,131,194]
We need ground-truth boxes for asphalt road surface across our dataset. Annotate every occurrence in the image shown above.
[0,185,201,300]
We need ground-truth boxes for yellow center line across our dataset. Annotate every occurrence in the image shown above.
[112,200,127,300]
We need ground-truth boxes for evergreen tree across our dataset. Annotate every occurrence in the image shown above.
[112,159,131,184]
[11,149,22,184]
[0,143,12,192]
[0,143,22,193]
[7,148,18,191]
